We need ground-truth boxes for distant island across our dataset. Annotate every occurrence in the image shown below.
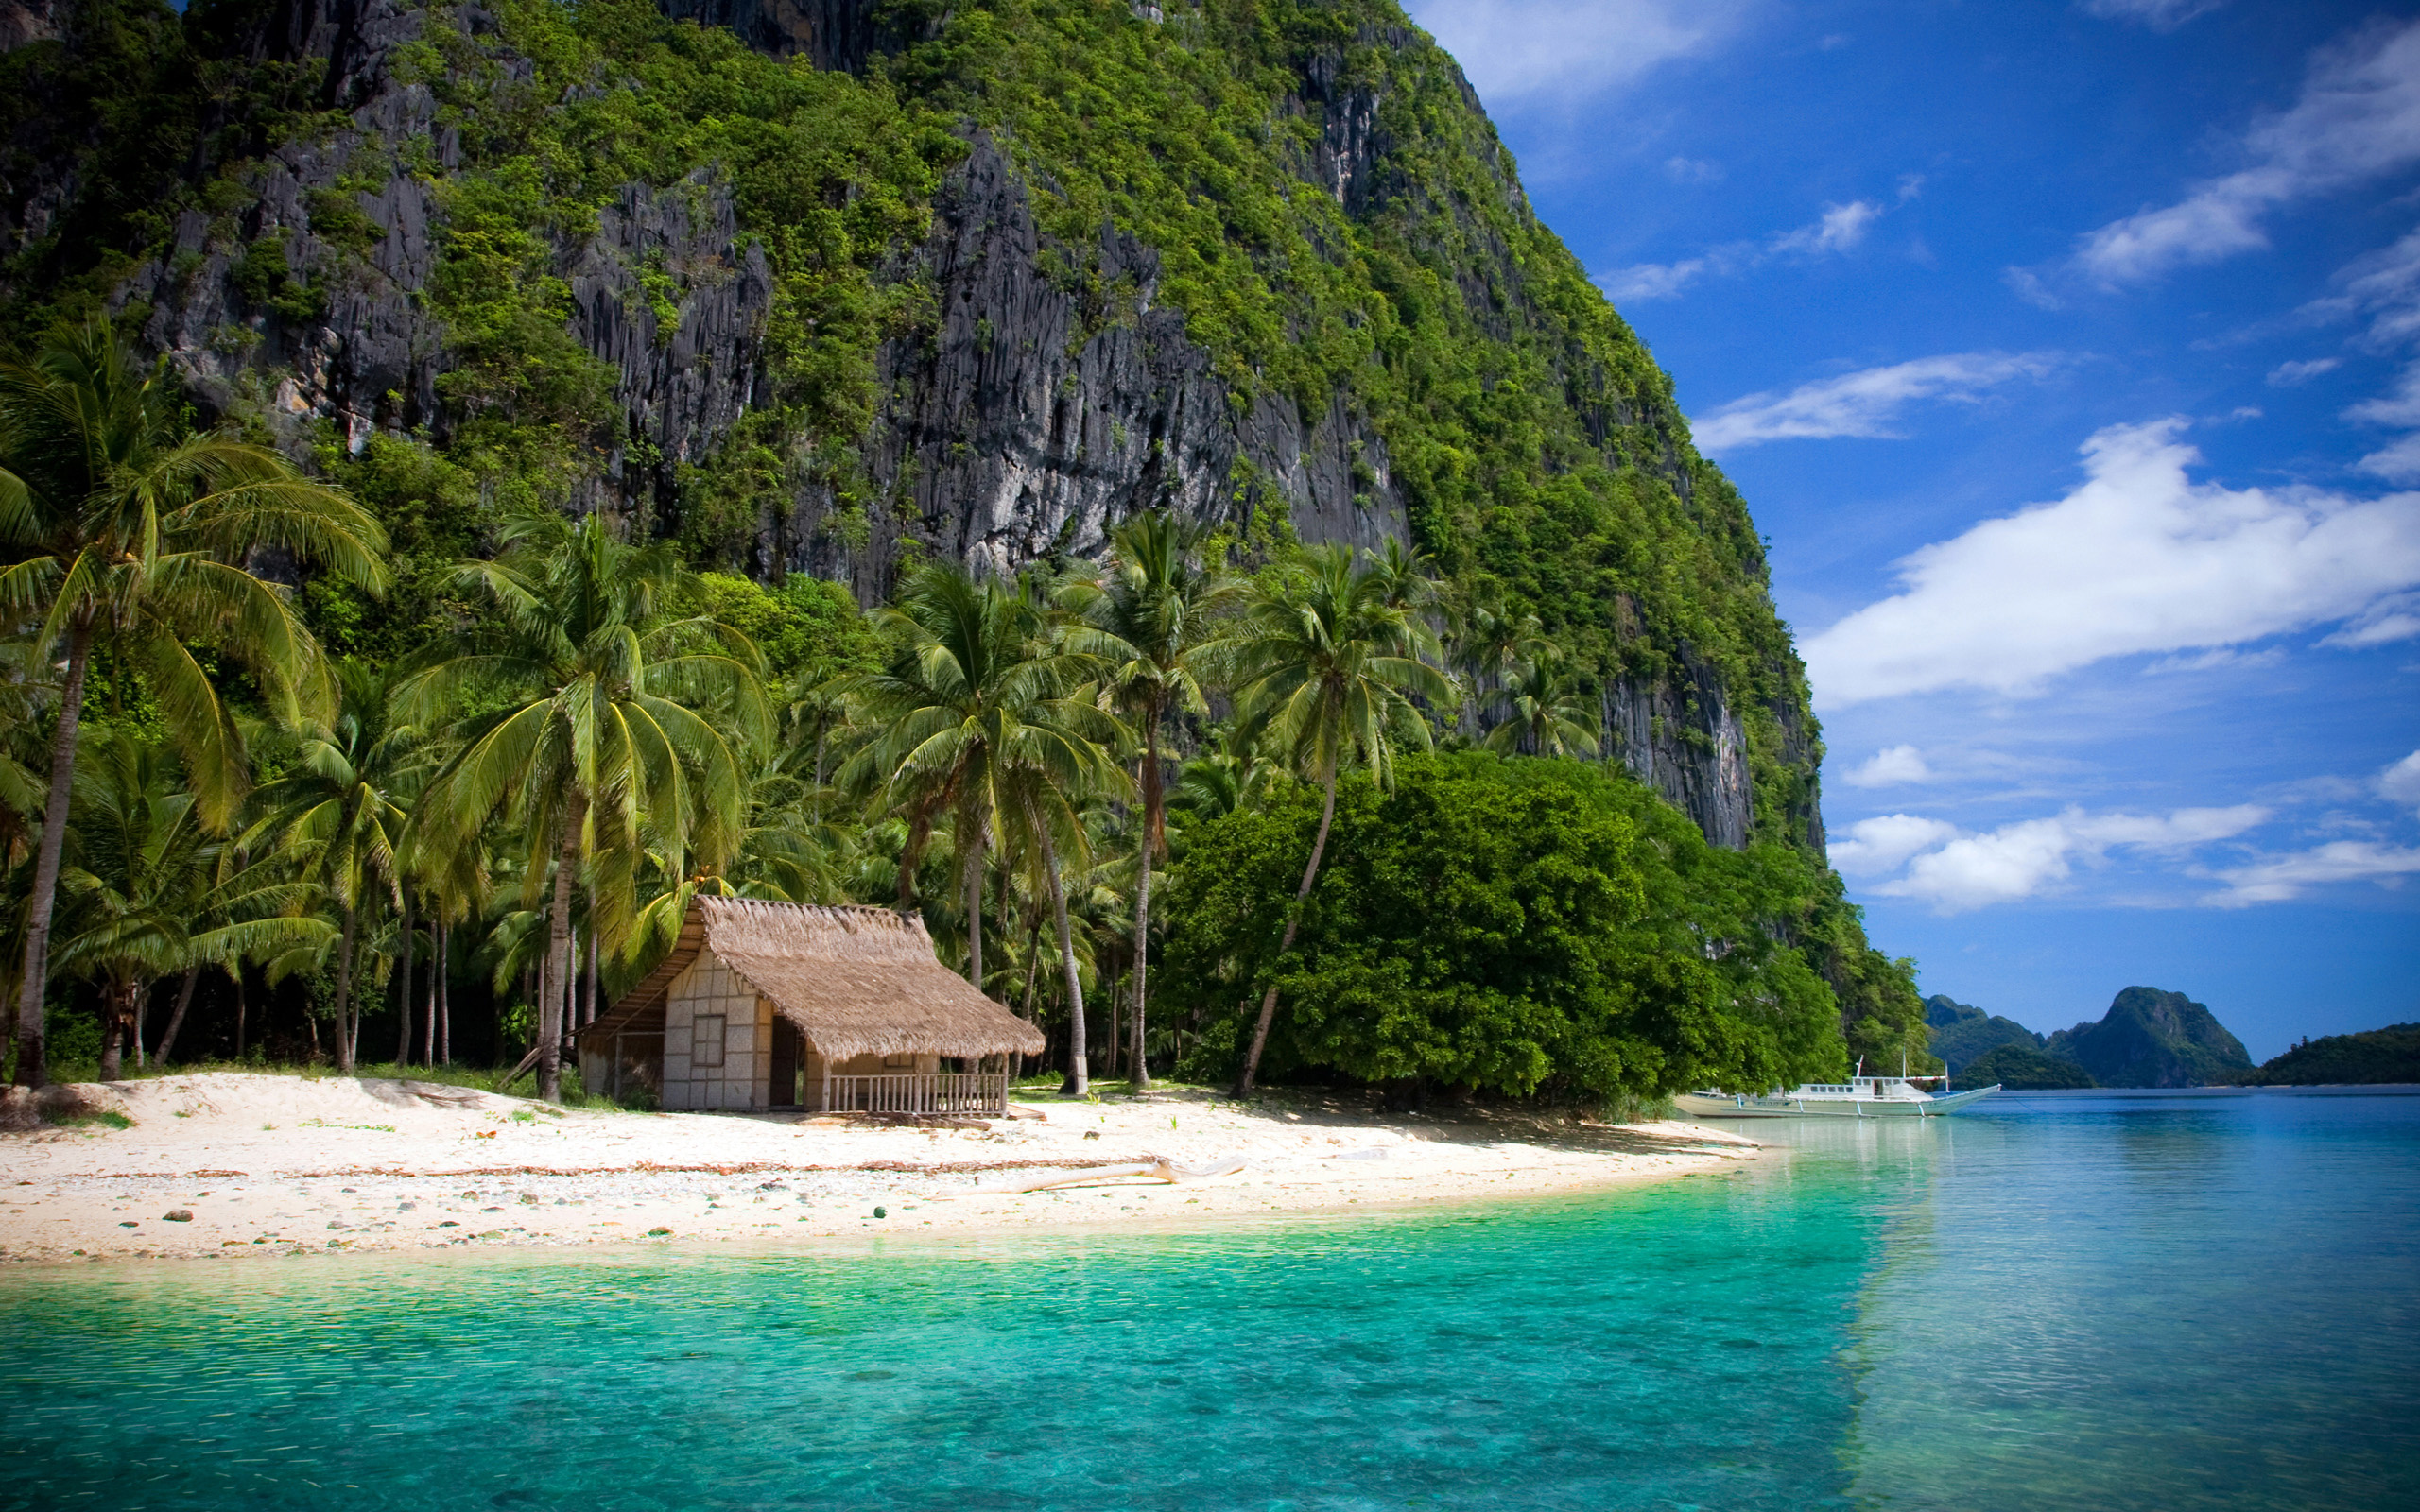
[1955,1043,2098,1091]
[2238,1024,2420,1086]
[1926,987,2253,1089]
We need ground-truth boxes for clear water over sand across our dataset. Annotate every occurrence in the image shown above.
[4,1088,2413,1510]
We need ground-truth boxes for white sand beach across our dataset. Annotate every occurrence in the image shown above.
[0,1074,1760,1263]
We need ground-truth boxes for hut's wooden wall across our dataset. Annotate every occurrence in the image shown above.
[661,953,775,1111]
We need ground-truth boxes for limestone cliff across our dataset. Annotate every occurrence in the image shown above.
[0,0,1823,856]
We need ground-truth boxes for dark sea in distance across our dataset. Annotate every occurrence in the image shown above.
[1,1086,2414,1511]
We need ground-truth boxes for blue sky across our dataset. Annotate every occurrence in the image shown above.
[1405,0,2420,1057]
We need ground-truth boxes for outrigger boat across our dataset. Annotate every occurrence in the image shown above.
[1673,1058,1998,1119]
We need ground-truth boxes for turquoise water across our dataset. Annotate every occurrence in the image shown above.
[2,1088,2414,1511]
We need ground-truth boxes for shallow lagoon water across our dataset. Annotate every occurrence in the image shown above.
[2,1088,2414,1511]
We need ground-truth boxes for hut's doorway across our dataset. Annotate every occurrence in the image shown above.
[769,1018,804,1108]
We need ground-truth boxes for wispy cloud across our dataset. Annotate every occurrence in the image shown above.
[1407,0,1749,110]
[2383,749,2420,812]
[2078,0,2225,30]
[1664,157,1724,184]
[2037,19,2420,288]
[1691,352,2060,452]
[1803,419,2420,706]
[1601,197,1896,302]
[1834,805,2270,913]
[1843,745,1934,788]
[2202,840,2420,904]
[2268,357,2341,386]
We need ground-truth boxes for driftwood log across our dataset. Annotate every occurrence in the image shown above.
[951,1158,1246,1198]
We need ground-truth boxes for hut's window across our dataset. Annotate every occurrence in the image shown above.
[883,1053,915,1070]
[693,1014,727,1069]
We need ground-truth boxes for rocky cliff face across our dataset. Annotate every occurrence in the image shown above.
[2047,987,2253,1089]
[0,0,1822,855]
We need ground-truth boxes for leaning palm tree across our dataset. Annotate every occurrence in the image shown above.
[1483,653,1601,759]
[1205,542,1455,1095]
[243,660,414,1071]
[1060,511,1231,1089]
[0,322,389,1087]
[397,507,766,1102]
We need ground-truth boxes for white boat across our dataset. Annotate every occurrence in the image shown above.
[1673,1074,1998,1119]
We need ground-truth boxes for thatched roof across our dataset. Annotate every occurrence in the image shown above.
[581,898,1045,1060]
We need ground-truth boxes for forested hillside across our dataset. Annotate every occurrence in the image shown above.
[0,0,1930,1103]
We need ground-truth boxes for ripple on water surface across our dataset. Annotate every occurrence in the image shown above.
[2,1088,2413,1512]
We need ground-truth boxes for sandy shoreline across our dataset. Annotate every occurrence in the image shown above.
[0,1073,1761,1264]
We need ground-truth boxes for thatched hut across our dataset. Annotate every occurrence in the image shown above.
[578,897,1046,1114]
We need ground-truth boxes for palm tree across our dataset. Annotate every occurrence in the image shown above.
[1483,653,1601,758]
[1206,542,1454,1095]
[994,718,1129,1095]
[398,507,766,1102]
[1061,511,1230,1090]
[51,730,330,1078]
[0,323,389,1087]
[243,661,414,1071]
[837,562,1125,1017]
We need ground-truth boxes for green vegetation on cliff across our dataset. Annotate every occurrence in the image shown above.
[1956,1043,2096,1091]
[2238,1024,2420,1086]
[1925,993,2045,1074]
[2048,987,2252,1089]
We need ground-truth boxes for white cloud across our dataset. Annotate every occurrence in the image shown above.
[2268,357,2341,386]
[2382,749,2420,810]
[1601,199,1896,303]
[1844,745,1933,788]
[2323,591,2420,646]
[1850,804,2271,913]
[1602,257,1716,301]
[2004,266,2064,310]
[1804,419,2420,706]
[1830,814,1959,876]
[2064,19,2420,285]
[1665,157,1724,184]
[1408,0,1747,109]
[2079,0,2225,30]
[1771,200,1883,257]
[2202,840,2420,904]
[1692,352,2060,451]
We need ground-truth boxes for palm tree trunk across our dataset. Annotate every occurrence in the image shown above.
[897,803,935,910]
[10,612,95,1089]
[437,921,450,1066]
[332,904,359,1073]
[396,887,414,1068]
[538,805,581,1104]
[582,902,598,1030]
[964,822,985,989]
[1235,766,1340,1097]
[423,921,440,1064]
[155,967,201,1066]
[99,983,136,1082]
[1132,712,1161,1091]
[1042,829,1087,1097]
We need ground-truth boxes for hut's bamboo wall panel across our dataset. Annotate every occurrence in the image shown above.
[660,954,774,1111]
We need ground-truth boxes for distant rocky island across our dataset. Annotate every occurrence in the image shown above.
[1926,988,2254,1089]
[2238,1024,2420,1085]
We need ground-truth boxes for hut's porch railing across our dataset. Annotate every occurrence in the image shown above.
[819,1072,1009,1116]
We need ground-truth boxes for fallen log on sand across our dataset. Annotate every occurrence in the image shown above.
[950,1158,1247,1197]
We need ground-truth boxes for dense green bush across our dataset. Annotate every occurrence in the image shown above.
[1161,751,1871,1101]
